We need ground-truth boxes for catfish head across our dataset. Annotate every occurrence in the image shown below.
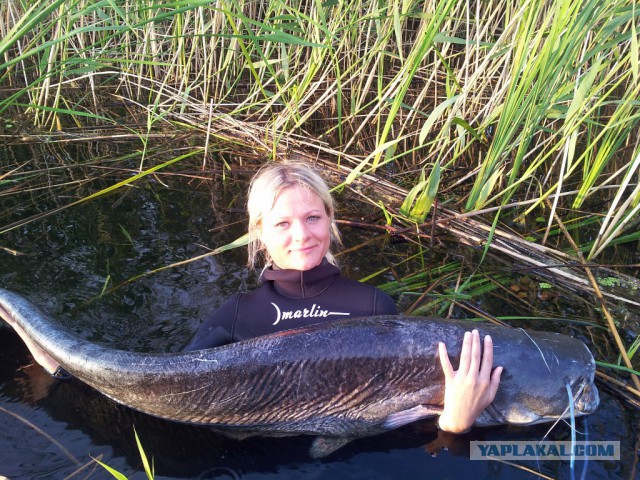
[475,328,599,426]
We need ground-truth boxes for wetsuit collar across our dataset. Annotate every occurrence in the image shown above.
[262,259,340,298]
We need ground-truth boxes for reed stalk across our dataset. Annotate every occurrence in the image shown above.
[4,0,635,255]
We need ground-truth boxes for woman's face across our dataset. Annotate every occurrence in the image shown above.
[259,185,331,270]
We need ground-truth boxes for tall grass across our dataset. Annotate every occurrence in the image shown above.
[0,0,638,257]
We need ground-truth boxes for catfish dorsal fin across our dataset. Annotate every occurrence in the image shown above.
[383,405,442,429]
[309,436,352,458]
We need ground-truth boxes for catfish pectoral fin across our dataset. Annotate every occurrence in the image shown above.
[309,436,352,458]
[383,405,443,429]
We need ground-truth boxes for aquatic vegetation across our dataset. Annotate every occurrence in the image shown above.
[0,0,637,255]
[598,277,621,288]
[95,429,155,480]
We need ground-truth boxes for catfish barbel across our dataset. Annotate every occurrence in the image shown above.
[0,288,599,457]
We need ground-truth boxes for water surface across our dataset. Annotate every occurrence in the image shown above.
[0,144,637,479]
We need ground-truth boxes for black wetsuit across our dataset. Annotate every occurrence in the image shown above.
[184,260,398,350]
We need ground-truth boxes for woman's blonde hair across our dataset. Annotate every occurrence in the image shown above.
[247,161,341,269]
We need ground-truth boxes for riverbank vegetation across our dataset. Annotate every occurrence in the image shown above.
[1,0,639,400]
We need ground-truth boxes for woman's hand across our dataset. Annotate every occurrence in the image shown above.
[437,329,503,433]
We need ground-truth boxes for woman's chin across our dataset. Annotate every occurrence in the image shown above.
[283,256,323,271]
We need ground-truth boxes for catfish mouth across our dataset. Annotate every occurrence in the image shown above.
[575,382,599,415]
[486,380,601,426]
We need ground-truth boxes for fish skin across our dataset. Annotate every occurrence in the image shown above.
[0,288,599,448]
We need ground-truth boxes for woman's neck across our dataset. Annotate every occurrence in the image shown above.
[262,260,340,298]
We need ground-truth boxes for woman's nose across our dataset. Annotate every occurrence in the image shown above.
[291,221,310,241]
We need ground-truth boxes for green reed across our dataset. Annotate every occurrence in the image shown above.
[0,0,638,259]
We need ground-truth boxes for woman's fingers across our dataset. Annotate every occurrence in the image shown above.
[489,365,503,400]
[440,329,502,389]
[438,341,454,379]
[468,329,482,375]
[440,330,482,379]
[479,334,494,379]
[480,335,502,403]
[456,330,473,376]
[437,329,503,433]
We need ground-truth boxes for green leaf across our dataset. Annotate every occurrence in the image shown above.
[451,117,482,141]
[631,13,639,83]
[400,163,441,222]
[596,361,640,377]
[93,457,129,480]
[119,224,134,245]
[419,95,460,145]
[134,428,154,480]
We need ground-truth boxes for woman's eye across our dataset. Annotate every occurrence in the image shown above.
[275,221,289,229]
[307,215,320,223]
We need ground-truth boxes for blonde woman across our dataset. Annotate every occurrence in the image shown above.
[186,161,502,433]
[185,161,397,349]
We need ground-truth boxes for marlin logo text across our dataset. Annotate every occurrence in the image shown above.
[271,302,350,325]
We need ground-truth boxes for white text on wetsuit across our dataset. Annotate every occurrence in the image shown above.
[271,302,349,325]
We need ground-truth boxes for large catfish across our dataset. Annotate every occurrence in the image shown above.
[0,288,599,457]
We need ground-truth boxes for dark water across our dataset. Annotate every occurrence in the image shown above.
[0,144,638,479]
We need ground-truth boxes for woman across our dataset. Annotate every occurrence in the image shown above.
[183,160,397,349]
[185,161,502,434]
[6,161,502,434]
